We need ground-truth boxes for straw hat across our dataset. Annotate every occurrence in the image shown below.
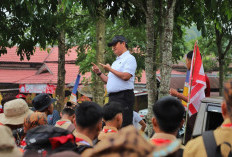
[0,99,33,125]
[0,125,22,157]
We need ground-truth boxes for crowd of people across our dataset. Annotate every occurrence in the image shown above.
[0,80,232,157]
[1,35,232,157]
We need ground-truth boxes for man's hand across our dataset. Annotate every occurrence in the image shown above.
[99,63,111,71]
[169,88,179,97]
[91,62,101,74]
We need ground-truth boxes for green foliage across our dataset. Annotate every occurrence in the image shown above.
[0,0,80,60]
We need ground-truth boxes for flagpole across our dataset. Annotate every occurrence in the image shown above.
[183,41,198,144]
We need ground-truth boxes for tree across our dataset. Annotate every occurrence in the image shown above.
[144,0,157,137]
[0,0,80,110]
[159,0,177,98]
[203,0,232,95]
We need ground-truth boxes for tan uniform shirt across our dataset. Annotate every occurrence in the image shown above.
[55,119,77,136]
[184,119,232,157]
[75,132,93,156]
[98,126,118,141]
[150,133,176,146]
[76,132,93,146]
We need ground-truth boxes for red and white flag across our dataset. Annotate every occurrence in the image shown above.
[188,42,206,116]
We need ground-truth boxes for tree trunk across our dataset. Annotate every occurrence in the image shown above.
[218,57,224,96]
[159,0,176,99]
[92,4,105,106]
[56,29,66,111]
[145,0,156,137]
[215,26,223,96]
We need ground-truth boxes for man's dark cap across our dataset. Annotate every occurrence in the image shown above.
[32,93,56,111]
[107,35,128,47]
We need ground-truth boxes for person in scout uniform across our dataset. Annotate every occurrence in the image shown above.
[98,101,123,141]
[184,80,232,157]
[74,101,103,156]
[55,108,77,136]
[150,96,185,146]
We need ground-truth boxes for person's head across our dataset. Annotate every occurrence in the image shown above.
[1,94,16,111]
[0,125,22,157]
[108,35,128,56]
[152,96,185,134]
[61,108,75,123]
[0,99,33,130]
[75,101,103,138]
[32,93,56,115]
[186,50,193,70]
[103,102,123,129]
[24,112,47,133]
[222,80,232,120]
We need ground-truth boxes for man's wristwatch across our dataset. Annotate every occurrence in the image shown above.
[97,72,102,76]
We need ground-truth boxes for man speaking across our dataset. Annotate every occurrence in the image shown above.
[92,35,137,127]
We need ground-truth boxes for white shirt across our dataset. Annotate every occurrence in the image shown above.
[133,111,142,130]
[107,51,137,93]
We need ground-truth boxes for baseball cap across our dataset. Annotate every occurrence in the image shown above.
[16,94,26,99]
[107,35,128,47]
[32,93,56,112]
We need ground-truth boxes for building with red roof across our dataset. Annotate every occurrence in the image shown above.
[0,46,91,94]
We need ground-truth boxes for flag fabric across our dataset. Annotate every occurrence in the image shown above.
[69,74,81,104]
[188,42,206,116]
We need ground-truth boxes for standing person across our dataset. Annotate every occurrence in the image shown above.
[98,101,123,141]
[32,93,56,117]
[169,50,210,144]
[133,111,146,132]
[55,108,77,135]
[150,96,184,146]
[0,99,33,146]
[184,80,232,157]
[74,101,103,156]
[92,35,137,127]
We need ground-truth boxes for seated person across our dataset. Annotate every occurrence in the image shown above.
[150,96,185,146]
[98,101,123,141]
[55,108,76,135]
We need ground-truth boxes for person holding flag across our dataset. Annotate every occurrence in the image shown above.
[170,42,210,144]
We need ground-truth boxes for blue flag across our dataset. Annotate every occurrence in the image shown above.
[70,74,81,103]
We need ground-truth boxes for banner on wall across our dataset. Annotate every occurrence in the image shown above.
[19,84,56,94]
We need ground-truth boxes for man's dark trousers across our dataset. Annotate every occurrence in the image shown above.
[109,89,135,127]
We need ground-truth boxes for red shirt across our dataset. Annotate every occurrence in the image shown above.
[205,74,210,97]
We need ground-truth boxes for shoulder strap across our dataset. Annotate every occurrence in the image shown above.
[216,142,232,157]
[202,130,219,157]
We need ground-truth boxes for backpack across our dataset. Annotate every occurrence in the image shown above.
[24,125,77,156]
[203,130,232,157]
